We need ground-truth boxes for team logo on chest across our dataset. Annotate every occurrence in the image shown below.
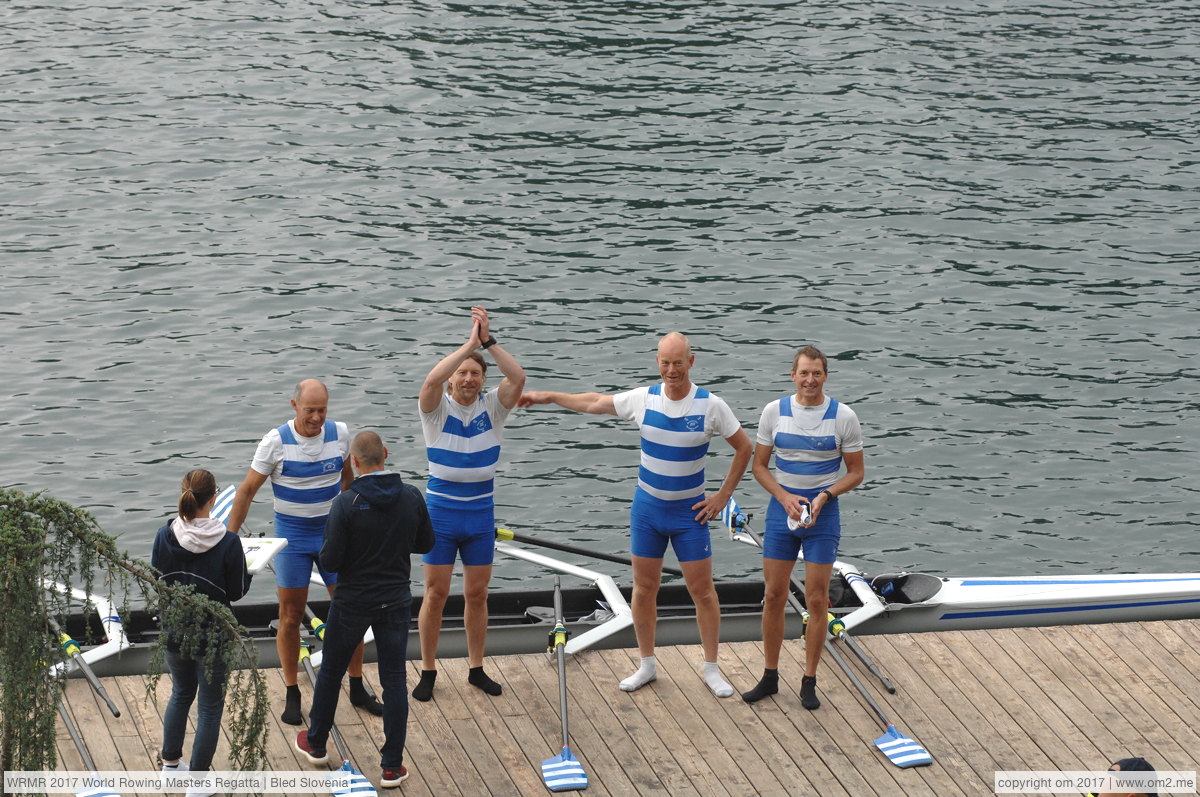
[472,415,490,434]
[685,417,701,432]
[322,461,338,474]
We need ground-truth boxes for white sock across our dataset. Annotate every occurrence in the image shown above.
[702,661,733,698]
[619,656,657,692]
[162,761,188,772]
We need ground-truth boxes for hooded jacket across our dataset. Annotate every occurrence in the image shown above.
[151,516,252,652]
[319,471,434,610]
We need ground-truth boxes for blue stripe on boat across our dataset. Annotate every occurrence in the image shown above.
[941,596,1200,620]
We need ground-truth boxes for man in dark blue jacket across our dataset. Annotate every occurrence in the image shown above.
[294,430,434,789]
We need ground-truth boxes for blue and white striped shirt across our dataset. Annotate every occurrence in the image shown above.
[420,390,512,508]
[614,383,742,503]
[755,396,863,492]
[251,419,350,529]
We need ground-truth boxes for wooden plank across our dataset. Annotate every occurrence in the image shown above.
[505,649,634,796]
[1036,625,1199,771]
[437,656,544,797]
[974,628,1110,765]
[61,675,131,771]
[1071,624,1200,772]
[405,663,494,797]
[910,631,1045,771]
[659,643,793,796]
[860,634,996,794]
[723,640,852,797]
[936,631,1084,772]
[762,637,895,797]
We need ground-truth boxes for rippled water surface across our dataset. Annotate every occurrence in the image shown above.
[3,0,1197,601]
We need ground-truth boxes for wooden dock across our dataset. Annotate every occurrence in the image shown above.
[56,619,1200,795]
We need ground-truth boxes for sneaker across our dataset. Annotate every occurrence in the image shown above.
[294,730,328,765]
[380,766,409,788]
[161,760,189,773]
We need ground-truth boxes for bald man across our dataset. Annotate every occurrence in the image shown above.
[519,333,752,697]
[227,379,381,724]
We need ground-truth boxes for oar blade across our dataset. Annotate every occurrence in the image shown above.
[77,788,121,797]
[542,745,588,791]
[212,485,237,525]
[874,724,932,768]
[331,759,378,796]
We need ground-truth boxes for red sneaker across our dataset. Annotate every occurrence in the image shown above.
[294,731,327,765]
[380,766,409,788]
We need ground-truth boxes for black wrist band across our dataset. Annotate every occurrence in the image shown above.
[820,489,835,502]
[481,336,497,349]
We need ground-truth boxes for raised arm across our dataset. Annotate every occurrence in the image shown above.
[419,316,483,413]
[517,390,617,415]
[475,307,526,409]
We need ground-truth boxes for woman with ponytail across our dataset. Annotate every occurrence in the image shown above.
[151,470,251,796]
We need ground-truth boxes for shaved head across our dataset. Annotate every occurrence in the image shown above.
[350,430,386,469]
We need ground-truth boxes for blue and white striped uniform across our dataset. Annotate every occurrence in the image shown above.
[614,383,742,561]
[419,390,512,566]
[757,395,863,563]
[250,419,350,586]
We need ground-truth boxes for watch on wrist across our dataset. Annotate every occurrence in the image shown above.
[820,489,835,502]
[481,336,497,349]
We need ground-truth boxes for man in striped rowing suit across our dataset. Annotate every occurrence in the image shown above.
[412,307,525,702]
[741,346,864,711]
[227,379,382,724]
[519,332,752,697]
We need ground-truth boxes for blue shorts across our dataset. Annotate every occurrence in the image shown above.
[762,489,841,564]
[423,500,495,567]
[629,488,712,563]
[273,514,338,589]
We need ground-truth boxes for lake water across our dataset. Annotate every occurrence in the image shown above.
[3,0,1197,603]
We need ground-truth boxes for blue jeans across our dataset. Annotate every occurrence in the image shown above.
[161,648,227,772]
[306,599,411,769]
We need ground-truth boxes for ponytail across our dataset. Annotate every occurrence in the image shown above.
[178,469,217,521]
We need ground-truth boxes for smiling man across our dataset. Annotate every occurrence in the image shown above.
[413,307,525,702]
[519,332,752,698]
[227,379,381,724]
[741,345,865,711]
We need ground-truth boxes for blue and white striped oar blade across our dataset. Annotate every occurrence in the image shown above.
[77,788,121,797]
[542,745,588,791]
[875,724,932,768]
[719,497,745,530]
[330,759,378,796]
[212,485,237,526]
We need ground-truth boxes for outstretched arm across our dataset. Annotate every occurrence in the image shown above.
[691,427,753,523]
[475,307,526,409]
[226,468,269,534]
[419,313,483,413]
[518,390,617,415]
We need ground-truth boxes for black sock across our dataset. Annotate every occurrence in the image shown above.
[800,675,820,710]
[467,666,502,696]
[412,670,437,702]
[281,684,303,725]
[349,676,384,715]
[741,669,779,704]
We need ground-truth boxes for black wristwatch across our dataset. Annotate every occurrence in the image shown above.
[819,489,835,503]
[481,336,497,349]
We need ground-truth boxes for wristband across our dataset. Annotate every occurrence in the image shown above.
[481,336,497,349]
[819,489,835,503]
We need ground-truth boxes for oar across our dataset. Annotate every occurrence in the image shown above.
[723,498,932,768]
[496,528,684,578]
[828,617,896,693]
[51,618,121,718]
[56,699,123,797]
[297,640,378,796]
[541,576,588,792]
